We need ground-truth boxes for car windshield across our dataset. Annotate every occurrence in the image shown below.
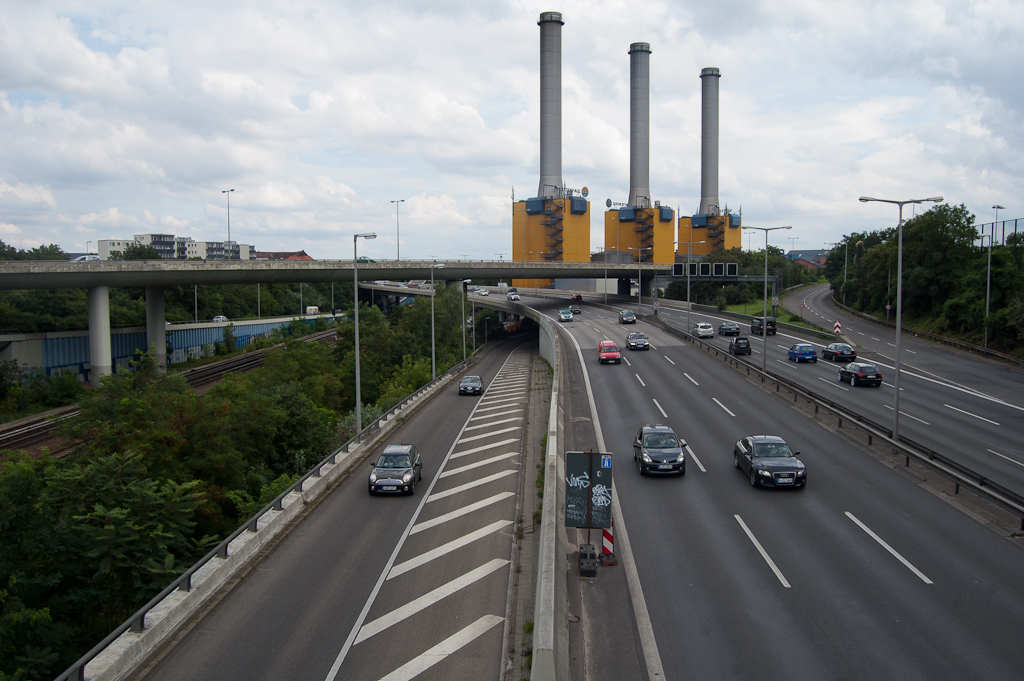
[376,454,411,468]
[753,442,794,458]
[835,344,852,351]
[462,377,481,384]
[858,365,878,373]
[735,339,748,345]
[643,433,677,448]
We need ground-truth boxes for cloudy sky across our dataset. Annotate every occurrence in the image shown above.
[1,0,1020,260]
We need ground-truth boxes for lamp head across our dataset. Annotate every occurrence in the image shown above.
[993,204,1005,210]
[926,197,943,203]
[859,196,874,203]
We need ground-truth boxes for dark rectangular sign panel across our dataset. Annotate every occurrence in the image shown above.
[565,451,613,529]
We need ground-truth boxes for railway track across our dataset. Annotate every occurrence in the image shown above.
[0,328,338,453]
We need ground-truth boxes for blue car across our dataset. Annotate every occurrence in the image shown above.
[787,343,818,363]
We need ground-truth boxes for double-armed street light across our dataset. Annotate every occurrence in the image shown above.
[628,246,653,311]
[353,232,377,440]
[743,225,792,374]
[222,189,235,253]
[430,262,446,380]
[859,195,943,443]
[674,239,705,332]
[391,199,405,260]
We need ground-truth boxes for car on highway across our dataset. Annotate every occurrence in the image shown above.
[558,309,573,322]
[569,304,581,315]
[618,309,636,324]
[634,424,686,476]
[728,337,752,355]
[625,332,650,350]
[72,254,101,262]
[751,317,777,335]
[570,294,583,302]
[475,288,489,296]
[788,343,818,363]
[692,322,714,339]
[718,321,740,336]
[368,444,423,495]
[598,340,621,364]
[733,435,806,488]
[838,362,883,387]
[823,342,856,362]
[506,291,520,301]
[458,375,484,395]
[212,315,229,322]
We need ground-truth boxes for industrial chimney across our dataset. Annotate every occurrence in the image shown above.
[628,42,651,209]
[537,12,563,199]
[699,67,721,215]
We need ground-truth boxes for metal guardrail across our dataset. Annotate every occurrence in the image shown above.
[53,355,474,681]
[645,314,1024,530]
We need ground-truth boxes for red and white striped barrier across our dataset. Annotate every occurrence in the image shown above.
[601,517,618,566]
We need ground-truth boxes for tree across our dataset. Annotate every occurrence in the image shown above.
[109,242,162,260]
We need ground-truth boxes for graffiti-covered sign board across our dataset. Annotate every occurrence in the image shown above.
[565,451,613,529]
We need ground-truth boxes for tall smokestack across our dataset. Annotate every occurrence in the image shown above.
[537,12,563,199]
[628,42,652,208]
[699,67,721,215]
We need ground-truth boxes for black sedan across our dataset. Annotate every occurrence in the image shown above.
[458,375,484,395]
[734,435,806,488]
[618,309,637,324]
[838,362,883,387]
[634,424,686,476]
[369,444,422,495]
[823,342,857,362]
[625,332,650,350]
[718,321,740,336]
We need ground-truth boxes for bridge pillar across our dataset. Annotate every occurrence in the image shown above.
[498,311,507,323]
[617,278,631,296]
[87,286,112,386]
[145,286,167,371]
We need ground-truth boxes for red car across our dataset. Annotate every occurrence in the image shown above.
[598,340,621,364]
[570,294,583,302]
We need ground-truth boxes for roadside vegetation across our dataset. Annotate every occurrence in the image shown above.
[0,281,507,681]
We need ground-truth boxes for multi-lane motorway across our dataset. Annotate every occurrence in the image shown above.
[135,288,1024,681]
[539,294,1024,680]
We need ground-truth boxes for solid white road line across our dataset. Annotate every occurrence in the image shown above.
[685,444,706,473]
[635,374,646,387]
[713,398,735,417]
[463,416,524,432]
[441,452,520,478]
[427,470,518,502]
[988,449,1024,468]
[684,372,699,386]
[944,403,1000,425]
[735,515,791,588]
[653,398,668,419]
[356,559,508,643]
[388,521,513,580]
[410,493,515,534]
[377,615,504,681]
[845,512,933,584]
[450,438,520,459]
[457,426,522,444]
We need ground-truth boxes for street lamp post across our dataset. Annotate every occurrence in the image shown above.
[353,232,377,441]
[222,189,234,255]
[391,199,405,260]
[987,205,1004,348]
[842,240,849,305]
[859,195,943,443]
[743,225,793,374]
[430,262,446,380]
[628,246,652,312]
[461,279,472,361]
[674,240,705,333]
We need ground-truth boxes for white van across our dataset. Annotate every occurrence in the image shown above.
[305,306,320,316]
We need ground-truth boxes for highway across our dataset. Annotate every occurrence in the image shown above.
[140,339,541,681]
[652,286,1024,499]
[537,295,1024,680]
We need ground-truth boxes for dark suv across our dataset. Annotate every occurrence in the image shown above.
[633,424,686,476]
[729,337,752,355]
[751,317,777,335]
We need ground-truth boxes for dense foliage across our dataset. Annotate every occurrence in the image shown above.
[823,204,1024,352]
[0,283,504,679]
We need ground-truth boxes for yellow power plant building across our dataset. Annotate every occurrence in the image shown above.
[512,196,590,288]
[604,205,676,264]
[676,211,742,257]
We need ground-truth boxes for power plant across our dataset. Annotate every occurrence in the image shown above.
[513,11,740,289]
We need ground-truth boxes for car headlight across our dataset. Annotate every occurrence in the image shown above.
[369,473,377,483]
[642,453,652,463]
[403,472,413,484]
[758,469,772,477]
[677,454,685,463]
[796,470,806,476]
